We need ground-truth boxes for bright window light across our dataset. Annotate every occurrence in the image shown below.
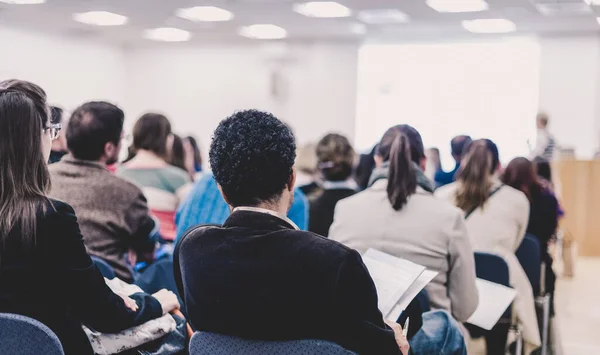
[144,27,191,42]
[358,9,410,24]
[427,0,488,13]
[0,0,45,4]
[176,6,234,22]
[355,38,540,168]
[293,1,352,18]
[73,11,128,26]
[462,19,516,33]
[239,24,287,40]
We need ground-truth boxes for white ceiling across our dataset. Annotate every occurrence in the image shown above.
[1,0,599,44]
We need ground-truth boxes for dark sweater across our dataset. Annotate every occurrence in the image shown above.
[309,188,357,237]
[0,199,162,355]
[175,210,401,355]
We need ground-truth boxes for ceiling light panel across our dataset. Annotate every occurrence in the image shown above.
[0,0,45,4]
[427,0,489,13]
[293,1,352,18]
[239,24,287,40]
[73,11,128,26]
[176,6,234,22]
[357,9,410,24]
[144,27,191,42]
[462,19,516,33]
[535,0,592,15]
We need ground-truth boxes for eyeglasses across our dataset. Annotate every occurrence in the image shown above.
[43,123,62,141]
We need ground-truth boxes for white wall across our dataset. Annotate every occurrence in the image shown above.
[122,43,358,151]
[0,26,125,111]
[538,36,600,158]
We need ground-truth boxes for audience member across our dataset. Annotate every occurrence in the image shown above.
[179,109,405,355]
[355,145,377,190]
[435,135,472,187]
[502,157,558,299]
[329,125,478,336]
[530,112,557,161]
[48,106,68,164]
[308,133,358,237]
[183,135,203,180]
[119,113,192,241]
[295,142,322,200]
[167,133,186,172]
[0,79,179,355]
[424,147,442,181]
[436,139,541,353]
[49,102,156,282]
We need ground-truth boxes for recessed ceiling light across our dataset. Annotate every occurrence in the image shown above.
[0,0,45,4]
[176,6,234,22]
[293,1,352,18]
[462,19,516,33]
[239,24,287,40]
[427,0,488,13]
[358,9,410,24]
[144,27,191,42]
[73,11,128,26]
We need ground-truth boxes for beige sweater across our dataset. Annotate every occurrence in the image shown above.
[329,180,478,323]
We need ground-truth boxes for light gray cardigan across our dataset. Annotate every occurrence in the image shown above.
[329,179,479,322]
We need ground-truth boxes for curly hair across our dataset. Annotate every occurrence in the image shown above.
[209,109,296,207]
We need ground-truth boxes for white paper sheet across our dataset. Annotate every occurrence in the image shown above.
[467,279,517,330]
[385,269,439,321]
[362,249,426,318]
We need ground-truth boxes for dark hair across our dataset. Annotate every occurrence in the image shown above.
[455,139,499,212]
[377,125,424,210]
[451,135,472,161]
[502,157,541,202]
[533,156,552,182]
[316,133,355,182]
[66,101,124,161]
[50,106,63,124]
[0,79,51,260]
[210,109,296,207]
[168,134,186,171]
[133,113,171,157]
[185,136,202,171]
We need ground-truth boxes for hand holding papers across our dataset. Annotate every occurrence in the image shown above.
[361,249,437,321]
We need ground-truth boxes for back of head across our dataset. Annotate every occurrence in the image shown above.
[168,134,186,171]
[296,143,318,176]
[51,106,63,124]
[133,113,172,158]
[378,125,424,210]
[209,110,296,207]
[537,112,549,129]
[67,101,124,161]
[316,133,355,182]
[533,156,552,182]
[502,157,540,201]
[185,136,202,167]
[455,139,498,212]
[0,79,50,252]
[451,135,472,162]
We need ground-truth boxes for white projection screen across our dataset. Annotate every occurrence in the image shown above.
[355,37,541,170]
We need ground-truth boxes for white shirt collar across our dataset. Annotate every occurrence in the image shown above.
[232,206,300,230]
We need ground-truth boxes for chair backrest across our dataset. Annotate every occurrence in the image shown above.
[0,313,64,355]
[416,288,431,313]
[515,234,542,295]
[91,256,116,279]
[473,252,512,320]
[189,332,356,355]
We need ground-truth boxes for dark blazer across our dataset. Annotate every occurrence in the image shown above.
[0,199,162,355]
[309,188,357,237]
[175,210,401,355]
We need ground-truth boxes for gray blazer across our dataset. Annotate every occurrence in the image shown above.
[329,180,478,322]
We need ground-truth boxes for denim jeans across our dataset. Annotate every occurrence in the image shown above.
[410,310,468,355]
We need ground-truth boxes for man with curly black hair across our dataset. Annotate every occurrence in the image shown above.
[175,110,409,355]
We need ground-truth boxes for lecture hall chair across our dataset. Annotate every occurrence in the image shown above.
[516,234,551,355]
[189,332,357,355]
[0,313,64,355]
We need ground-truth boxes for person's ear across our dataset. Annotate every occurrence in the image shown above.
[104,141,116,159]
[419,157,427,171]
[374,154,384,167]
[217,184,232,206]
[288,168,297,192]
